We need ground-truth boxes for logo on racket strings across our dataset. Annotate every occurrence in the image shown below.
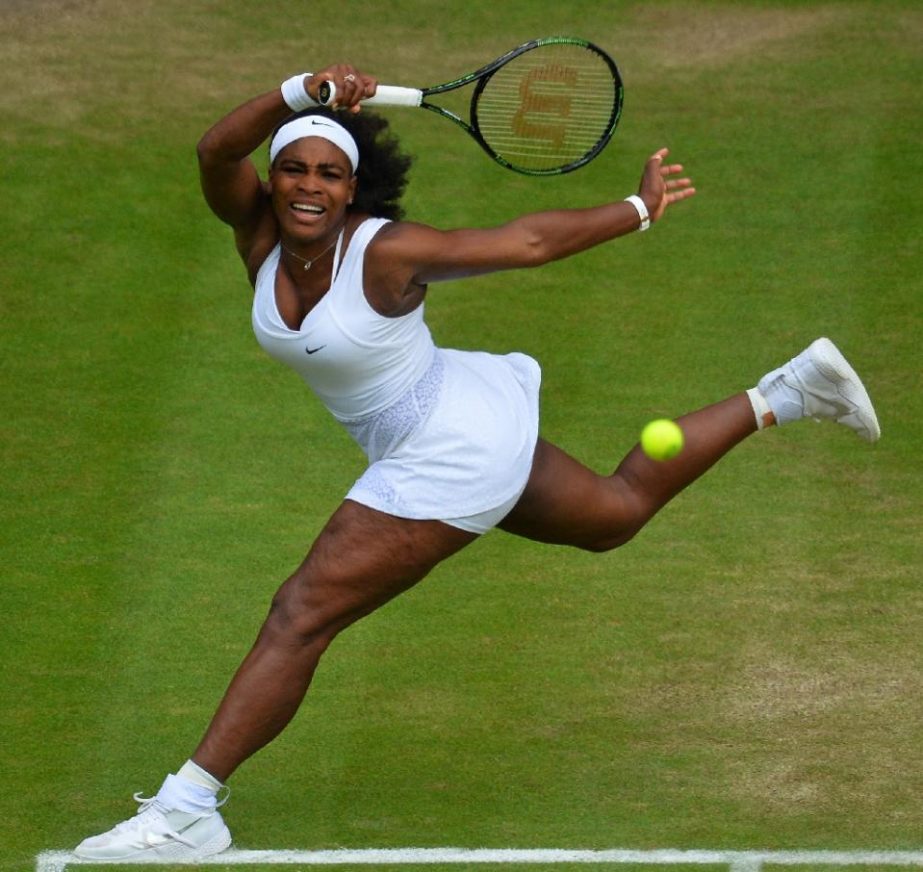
[512,65,575,148]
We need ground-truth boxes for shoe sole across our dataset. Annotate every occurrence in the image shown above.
[191,824,233,858]
[809,338,881,443]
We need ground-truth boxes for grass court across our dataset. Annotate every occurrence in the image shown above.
[2,1,921,869]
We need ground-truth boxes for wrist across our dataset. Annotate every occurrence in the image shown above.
[281,73,317,112]
[624,194,651,232]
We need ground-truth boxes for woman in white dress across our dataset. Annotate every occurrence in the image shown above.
[75,63,879,861]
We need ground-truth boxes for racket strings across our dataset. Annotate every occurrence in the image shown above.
[474,43,619,171]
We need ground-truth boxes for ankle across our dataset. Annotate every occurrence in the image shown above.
[155,763,223,814]
[179,759,224,792]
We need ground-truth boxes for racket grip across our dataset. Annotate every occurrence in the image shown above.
[319,81,423,107]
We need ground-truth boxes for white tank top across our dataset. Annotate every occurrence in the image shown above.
[251,217,436,423]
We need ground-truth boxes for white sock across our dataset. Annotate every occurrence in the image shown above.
[155,761,223,814]
[746,387,774,430]
[155,773,216,814]
[178,759,224,792]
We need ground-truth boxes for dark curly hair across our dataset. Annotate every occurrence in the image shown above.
[270,107,413,221]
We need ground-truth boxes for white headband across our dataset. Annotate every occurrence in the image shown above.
[269,115,359,173]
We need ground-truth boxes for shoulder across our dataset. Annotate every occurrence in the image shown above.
[365,220,447,257]
[361,220,435,315]
[364,220,451,278]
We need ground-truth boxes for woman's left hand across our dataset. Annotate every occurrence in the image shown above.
[638,148,696,223]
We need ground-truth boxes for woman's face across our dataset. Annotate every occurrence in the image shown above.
[270,137,357,241]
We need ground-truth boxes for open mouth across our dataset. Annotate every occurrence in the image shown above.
[291,203,325,217]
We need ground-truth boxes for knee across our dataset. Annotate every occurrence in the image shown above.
[573,479,649,553]
[262,570,351,650]
[579,473,658,552]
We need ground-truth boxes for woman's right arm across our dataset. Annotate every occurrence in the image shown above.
[196,87,293,232]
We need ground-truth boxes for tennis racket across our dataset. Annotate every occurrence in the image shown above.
[318,37,623,176]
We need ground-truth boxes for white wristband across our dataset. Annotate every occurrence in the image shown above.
[624,194,651,232]
[281,74,317,111]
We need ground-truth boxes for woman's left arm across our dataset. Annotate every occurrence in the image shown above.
[508,147,696,263]
[369,148,695,289]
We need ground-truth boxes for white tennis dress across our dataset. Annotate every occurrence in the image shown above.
[251,217,541,533]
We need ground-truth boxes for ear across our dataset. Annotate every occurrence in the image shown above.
[348,175,358,205]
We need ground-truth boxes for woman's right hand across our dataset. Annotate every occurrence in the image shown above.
[308,64,378,112]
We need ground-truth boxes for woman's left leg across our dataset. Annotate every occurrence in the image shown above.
[499,393,757,551]
[500,336,880,551]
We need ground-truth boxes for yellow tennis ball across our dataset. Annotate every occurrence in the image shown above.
[640,418,684,461]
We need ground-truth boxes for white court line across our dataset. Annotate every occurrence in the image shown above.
[35,847,923,871]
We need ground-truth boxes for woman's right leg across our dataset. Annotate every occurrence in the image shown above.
[75,500,477,860]
[192,500,477,782]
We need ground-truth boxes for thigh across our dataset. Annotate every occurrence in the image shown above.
[498,438,629,550]
[282,499,478,629]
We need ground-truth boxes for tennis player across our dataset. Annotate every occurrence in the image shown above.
[74,64,880,860]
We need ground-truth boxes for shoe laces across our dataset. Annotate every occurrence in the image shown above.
[106,791,225,849]
[104,794,169,837]
[127,793,167,824]
[133,784,229,814]
[214,784,231,809]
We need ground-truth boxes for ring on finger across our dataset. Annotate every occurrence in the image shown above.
[344,73,356,81]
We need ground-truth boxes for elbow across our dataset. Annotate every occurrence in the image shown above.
[519,227,554,268]
[196,130,227,170]
[196,133,216,168]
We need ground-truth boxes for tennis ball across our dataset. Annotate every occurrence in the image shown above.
[640,418,684,461]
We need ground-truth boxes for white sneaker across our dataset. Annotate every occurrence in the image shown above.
[758,337,880,442]
[74,793,232,862]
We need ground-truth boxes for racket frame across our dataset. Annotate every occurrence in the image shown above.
[319,37,624,175]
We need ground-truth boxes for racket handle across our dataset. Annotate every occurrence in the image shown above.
[319,81,423,108]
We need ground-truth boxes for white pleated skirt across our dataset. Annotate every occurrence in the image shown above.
[345,347,541,534]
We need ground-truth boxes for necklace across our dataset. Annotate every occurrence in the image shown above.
[282,236,338,272]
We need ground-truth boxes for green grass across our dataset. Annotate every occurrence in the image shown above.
[2,1,922,870]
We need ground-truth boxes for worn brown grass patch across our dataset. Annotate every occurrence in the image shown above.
[623,4,849,71]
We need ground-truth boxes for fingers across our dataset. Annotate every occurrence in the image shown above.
[310,64,378,112]
[336,69,377,112]
[664,174,696,203]
[651,150,694,193]
[647,149,687,179]
[636,147,696,222]
[666,186,697,204]
[351,77,378,112]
